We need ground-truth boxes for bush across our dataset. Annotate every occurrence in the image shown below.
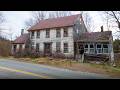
[14,49,45,58]
[52,52,67,59]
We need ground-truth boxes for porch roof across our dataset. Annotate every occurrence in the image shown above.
[77,31,112,43]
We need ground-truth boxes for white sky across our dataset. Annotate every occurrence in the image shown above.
[0,11,117,40]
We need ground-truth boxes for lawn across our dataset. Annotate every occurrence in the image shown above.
[3,56,119,78]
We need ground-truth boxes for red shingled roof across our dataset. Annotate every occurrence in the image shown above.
[78,31,112,42]
[12,33,29,44]
[28,14,80,31]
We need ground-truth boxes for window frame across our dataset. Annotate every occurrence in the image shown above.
[36,31,40,38]
[84,44,89,54]
[46,29,50,38]
[103,44,109,54]
[89,44,95,54]
[96,44,103,54]
[64,43,68,53]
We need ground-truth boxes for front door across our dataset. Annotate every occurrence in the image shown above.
[44,43,52,56]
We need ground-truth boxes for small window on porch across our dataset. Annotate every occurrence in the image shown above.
[97,44,102,54]
[90,44,95,54]
[103,44,109,53]
[84,44,89,53]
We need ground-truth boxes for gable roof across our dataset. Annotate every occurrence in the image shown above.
[12,33,29,44]
[28,14,80,31]
[78,31,112,42]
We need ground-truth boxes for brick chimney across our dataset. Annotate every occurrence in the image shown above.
[101,26,103,32]
[21,29,24,35]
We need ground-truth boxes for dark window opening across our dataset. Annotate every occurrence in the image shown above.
[56,42,61,52]
[63,28,68,37]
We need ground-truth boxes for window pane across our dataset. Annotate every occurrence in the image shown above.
[64,43,68,53]
[85,44,88,48]
[97,44,101,48]
[103,44,108,48]
[90,49,94,54]
[90,44,94,48]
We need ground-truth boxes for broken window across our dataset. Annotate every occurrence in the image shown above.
[97,44,102,54]
[64,43,68,53]
[63,28,68,37]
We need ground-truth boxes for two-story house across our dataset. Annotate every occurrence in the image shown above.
[28,14,87,58]
[11,14,114,62]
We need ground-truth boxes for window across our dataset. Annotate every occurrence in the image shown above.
[90,44,95,54]
[84,44,89,53]
[31,32,34,39]
[46,29,50,38]
[97,44,102,54]
[63,28,68,37]
[36,31,40,38]
[64,43,68,53]
[56,29,61,38]
[31,41,34,49]
[36,43,40,52]
[56,42,61,52]
[103,44,109,53]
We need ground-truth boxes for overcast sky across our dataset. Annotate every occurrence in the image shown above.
[0,11,117,40]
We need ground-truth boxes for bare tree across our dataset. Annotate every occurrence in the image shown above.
[103,11,120,38]
[48,11,72,18]
[25,11,47,28]
[82,12,94,32]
